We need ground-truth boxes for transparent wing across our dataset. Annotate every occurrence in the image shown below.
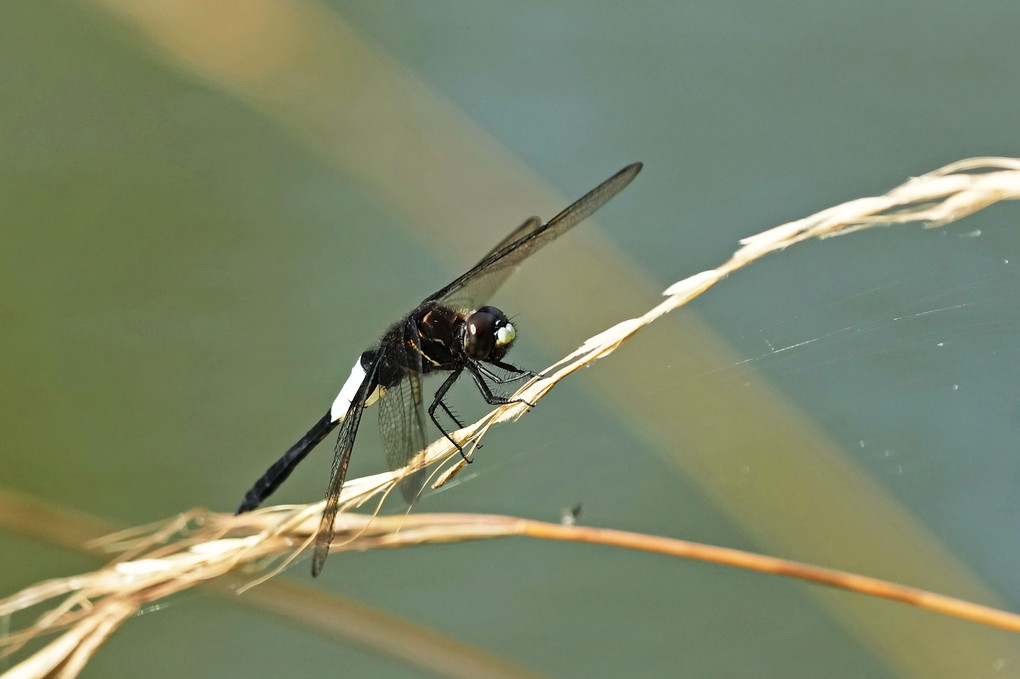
[435,216,541,313]
[480,215,544,261]
[377,322,429,502]
[428,163,642,312]
[311,356,379,576]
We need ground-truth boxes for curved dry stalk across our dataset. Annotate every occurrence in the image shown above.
[5,508,1020,679]
[3,157,1020,678]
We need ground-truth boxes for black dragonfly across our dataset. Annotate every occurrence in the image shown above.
[236,162,642,575]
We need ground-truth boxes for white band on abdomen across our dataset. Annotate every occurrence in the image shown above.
[330,361,368,422]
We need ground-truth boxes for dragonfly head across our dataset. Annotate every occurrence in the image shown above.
[463,306,516,361]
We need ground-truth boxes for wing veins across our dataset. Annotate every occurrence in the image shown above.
[377,322,429,502]
[311,355,379,576]
[429,162,642,310]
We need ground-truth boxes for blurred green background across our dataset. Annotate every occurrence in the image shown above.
[2,1,1020,677]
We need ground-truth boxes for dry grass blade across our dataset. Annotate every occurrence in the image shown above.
[5,510,1020,679]
[3,157,1020,678]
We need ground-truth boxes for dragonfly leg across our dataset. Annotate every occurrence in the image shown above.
[478,360,536,384]
[489,359,538,379]
[467,361,537,409]
[428,368,472,462]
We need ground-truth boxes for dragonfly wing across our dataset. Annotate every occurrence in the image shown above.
[377,321,430,502]
[428,163,642,312]
[311,354,379,576]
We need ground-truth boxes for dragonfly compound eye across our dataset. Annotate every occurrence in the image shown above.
[463,308,503,359]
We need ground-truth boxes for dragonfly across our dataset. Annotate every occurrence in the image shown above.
[236,162,643,575]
